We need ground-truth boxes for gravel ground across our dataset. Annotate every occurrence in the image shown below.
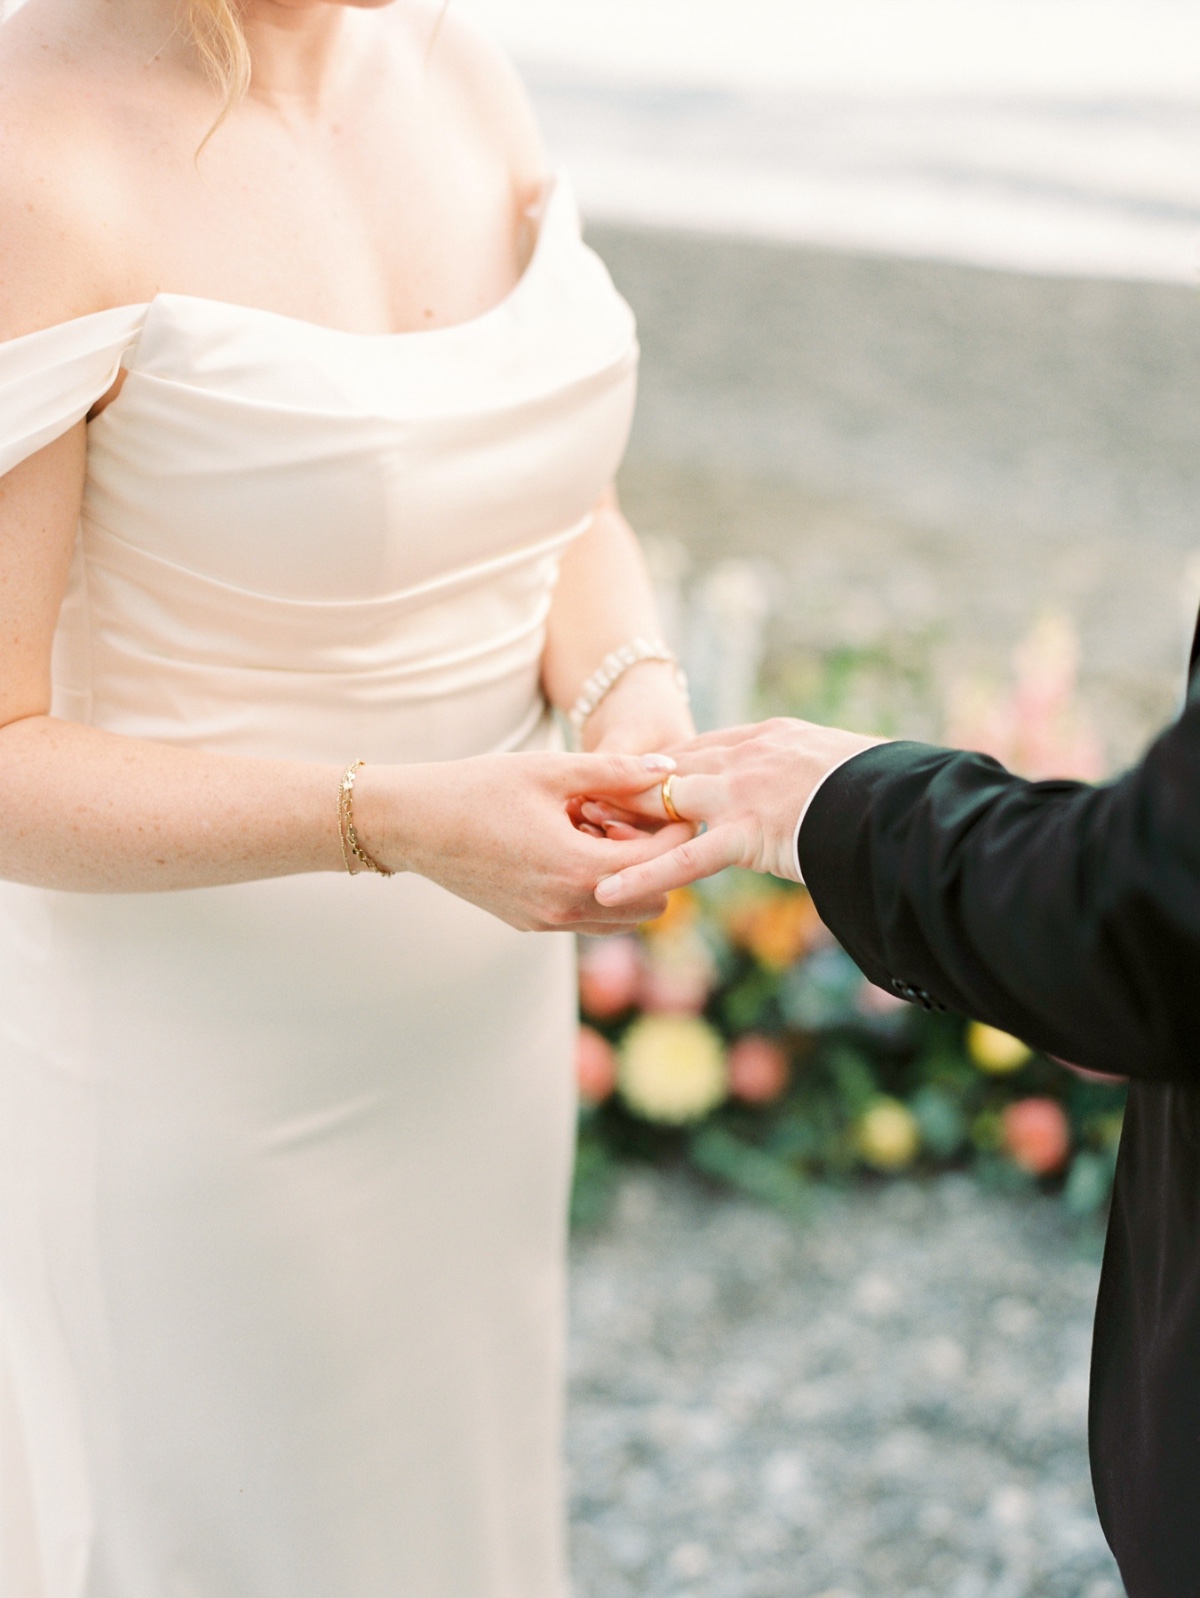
[567,1170,1124,1598]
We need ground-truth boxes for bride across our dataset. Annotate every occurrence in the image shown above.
[0,0,692,1591]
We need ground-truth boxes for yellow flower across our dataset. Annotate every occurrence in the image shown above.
[967,1022,1032,1074]
[618,1015,727,1125]
[857,1097,920,1172]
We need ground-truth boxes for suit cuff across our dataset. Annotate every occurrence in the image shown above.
[792,754,865,884]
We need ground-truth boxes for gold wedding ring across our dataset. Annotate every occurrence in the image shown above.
[660,773,683,824]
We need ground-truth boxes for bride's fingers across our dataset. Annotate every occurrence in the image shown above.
[595,822,748,905]
[600,819,654,840]
[575,902,669,934]
[577,802,659,840]
[580,799,643,826]
[577,818,695,873]
[576,804,668,842]
[555,751,676,799]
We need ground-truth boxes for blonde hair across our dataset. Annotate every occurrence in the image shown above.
[185,0,251,143]
[183,0,451,147]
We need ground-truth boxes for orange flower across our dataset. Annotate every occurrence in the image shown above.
[743,891,824,972]
[640,887,700,942]
[1003,1098,1071,1176]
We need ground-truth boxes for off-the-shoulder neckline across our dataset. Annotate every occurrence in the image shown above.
[1,175,567,351]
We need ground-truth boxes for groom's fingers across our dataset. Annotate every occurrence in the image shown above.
[659,749,737,779]
[585,771,727,825]
[664,723,767,754]
[594,823,747,905]
[581,820,695,869]
[656,772,725,823]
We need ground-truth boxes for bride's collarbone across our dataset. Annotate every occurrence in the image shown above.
[91,115,535,337]
[112,191,537,339]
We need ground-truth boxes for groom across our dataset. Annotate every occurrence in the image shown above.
[593,634,1200,1597]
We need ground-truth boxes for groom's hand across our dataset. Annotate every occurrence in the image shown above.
[590,718,884,905]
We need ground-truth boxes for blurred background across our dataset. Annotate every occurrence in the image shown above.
[454,2,1200,1594]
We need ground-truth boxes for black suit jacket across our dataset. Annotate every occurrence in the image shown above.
[798,619,1200,1598]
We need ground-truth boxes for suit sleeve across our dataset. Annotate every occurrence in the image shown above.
[797,699,1200,1083]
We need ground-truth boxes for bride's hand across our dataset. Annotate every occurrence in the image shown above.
[583,660,695,760]
[351,751,692,933]
[573,662,697,840]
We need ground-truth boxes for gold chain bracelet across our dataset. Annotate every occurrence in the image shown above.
[337,760,394,877]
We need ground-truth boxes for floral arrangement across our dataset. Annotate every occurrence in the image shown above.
[573,876,1125,1225]
[572,611,1125,1225]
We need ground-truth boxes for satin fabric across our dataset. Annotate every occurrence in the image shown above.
[0,178,638,1598]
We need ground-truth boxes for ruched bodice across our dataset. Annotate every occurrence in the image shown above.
[3,177,638,757]
[0,176,634,1598]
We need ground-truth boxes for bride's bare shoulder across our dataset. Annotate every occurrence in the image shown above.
[391,1,548,199]
[0,2,131,338]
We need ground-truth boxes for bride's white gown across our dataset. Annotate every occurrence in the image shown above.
[0,179,637,1598]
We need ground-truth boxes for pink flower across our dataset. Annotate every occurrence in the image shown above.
[1003,1098,1071,1176]
[638,930,717,1016]
[578,937,642,1021]
[857,979,910,1017]
[946,612,1104,782]
[1052,1054,1127,1086]
[727,1035,790,1104]
[576,1027,618,1105]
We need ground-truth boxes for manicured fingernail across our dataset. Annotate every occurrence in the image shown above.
[639,753,677,771]
[595,874,622,903]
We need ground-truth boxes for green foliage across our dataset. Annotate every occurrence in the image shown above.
[570,1128,618,1231]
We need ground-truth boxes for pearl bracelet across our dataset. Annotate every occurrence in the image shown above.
[567,636,689,738]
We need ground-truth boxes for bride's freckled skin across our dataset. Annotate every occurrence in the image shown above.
[0,0,691,1586]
